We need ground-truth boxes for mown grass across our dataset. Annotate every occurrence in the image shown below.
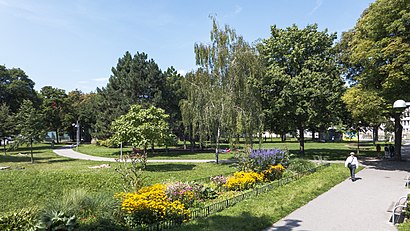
[0,144,235,213]
[78,139,381,161]
[170,164,350,231]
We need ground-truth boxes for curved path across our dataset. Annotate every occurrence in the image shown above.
[53,147,218,163]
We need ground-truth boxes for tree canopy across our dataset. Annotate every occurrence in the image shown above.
[259,24,345,154]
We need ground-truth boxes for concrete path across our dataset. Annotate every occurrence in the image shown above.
[53,147,218,163]
[265,144,410,231]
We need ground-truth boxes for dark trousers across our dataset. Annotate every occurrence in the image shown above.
[349,164,356,179]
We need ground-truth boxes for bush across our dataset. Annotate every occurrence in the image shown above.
[116,184,189,226]
[224,171,264,191]
[96,139,118,148]
[286,159,316,174]
[0,208,42,231]
[40,211,77,231]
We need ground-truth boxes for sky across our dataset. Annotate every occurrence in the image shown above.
[0,0,376,93]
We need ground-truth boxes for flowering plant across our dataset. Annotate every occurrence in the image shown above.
[249,148,288,172]
[165,182,196,208]
[262,164,285,181]
[223,171,264,191]
[116,184,189,226]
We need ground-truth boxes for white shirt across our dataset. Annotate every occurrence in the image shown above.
[345,156,359,167]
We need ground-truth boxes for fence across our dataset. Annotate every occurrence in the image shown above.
[136,163,330,231]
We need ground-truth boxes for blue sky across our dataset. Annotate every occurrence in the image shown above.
[0,0,375,93]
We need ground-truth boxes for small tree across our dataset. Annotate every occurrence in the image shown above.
[14,100,46,163]
[111,105,170,156]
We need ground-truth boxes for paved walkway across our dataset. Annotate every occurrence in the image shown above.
[265,144,410,231]
[53,146,218,163]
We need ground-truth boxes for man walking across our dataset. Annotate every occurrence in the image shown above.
[345,152,359,181]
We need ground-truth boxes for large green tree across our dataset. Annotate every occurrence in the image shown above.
[14,100,45,163]
[95,52,166,139]
[339,0,410,159]
[260,24,345,155]
[0,65,39,113]
[40,86,68,143]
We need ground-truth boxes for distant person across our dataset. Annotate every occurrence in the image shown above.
[345,152,359,182]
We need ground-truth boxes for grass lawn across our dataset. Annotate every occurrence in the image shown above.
[0,144,235,213]
[77,139,381,161]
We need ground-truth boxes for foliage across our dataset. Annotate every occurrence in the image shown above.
[285,159,317,175]
[0,65,39,113]
[259,24,345,155]
[40,211,77,231]
[95,139,118,148]
[13,100,46,163]
[110,104,170,153]
[0,208,42,231]
[115,156,147,192]
[95,51,166,139]
[0,103,13,154]
[116,184,189,226]
[223,171,264,191]
[165,182,196,207]
[181,17,263,156]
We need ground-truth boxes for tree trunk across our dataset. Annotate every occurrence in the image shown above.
[183,137,186,150]
[357,128,360,154]
[56,130,60,144]
[299,127,305,155]
[312,129,316,140]
[394,113,402,161]
[30,138,34,163]
[215,127,220,164]
[3,139,6,155]
[281,133,286,142]
[151,143,154,155]
[373,125,379,144]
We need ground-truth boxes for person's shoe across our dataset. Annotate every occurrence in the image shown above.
[352,178,356,182]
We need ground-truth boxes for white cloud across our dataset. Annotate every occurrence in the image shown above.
[234,5,243,15]
[93,77,109,82]
[309,0,323,16]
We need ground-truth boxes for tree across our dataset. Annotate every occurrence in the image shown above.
[0,65,39,113]
[14,100,45,163]
[40,86,68,143]
[0,103,13,155]
[110,105,170,155]
[259,24,345,155]
[95,52,166,139]
[340,0,410,159]
[181,18,263,163]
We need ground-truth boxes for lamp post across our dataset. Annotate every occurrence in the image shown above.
[72,121,80,152]
[392,100,410,160]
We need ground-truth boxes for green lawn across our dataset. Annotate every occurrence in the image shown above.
[77,139,381,161]
[0,144,235,213]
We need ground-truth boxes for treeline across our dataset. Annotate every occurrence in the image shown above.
[1,0,409,157]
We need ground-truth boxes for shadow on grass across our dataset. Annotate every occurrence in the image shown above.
[146,164,196,172]
[289,148,378,161]
[171,212,272,231]
[0,154,48,163]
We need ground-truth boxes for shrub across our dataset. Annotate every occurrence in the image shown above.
[224,171,264,191]
[116,184,189,226]
[96,139,118,148]
[287,159,316,174]
[0,208,42,231]
[115,156,147,192]
[40,211,77,231]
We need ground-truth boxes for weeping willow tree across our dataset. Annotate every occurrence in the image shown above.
[180,18,263,163]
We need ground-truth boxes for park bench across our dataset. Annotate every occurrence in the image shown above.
[388,195,408,225]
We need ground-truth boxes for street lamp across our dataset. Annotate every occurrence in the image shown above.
[72,121,80,151]
[392,100,410,160]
